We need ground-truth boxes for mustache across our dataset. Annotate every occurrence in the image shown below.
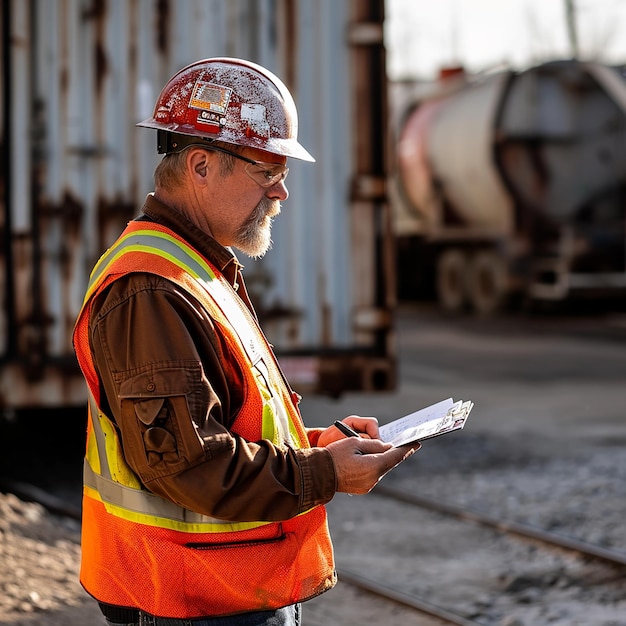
[257,197,281,219]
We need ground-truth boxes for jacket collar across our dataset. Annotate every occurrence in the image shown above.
[139,194,243,286]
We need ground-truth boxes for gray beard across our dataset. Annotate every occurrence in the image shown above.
[233,197,281,258]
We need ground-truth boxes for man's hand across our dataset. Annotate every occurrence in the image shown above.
[317,415,379,447]
[326,437,420,495]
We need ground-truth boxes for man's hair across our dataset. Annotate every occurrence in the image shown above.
[154,140,239,191]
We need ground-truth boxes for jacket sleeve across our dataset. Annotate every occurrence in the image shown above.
[88,272,336,522]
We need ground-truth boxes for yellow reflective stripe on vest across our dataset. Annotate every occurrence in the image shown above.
[85,401,102,477]
[83,463,270,534]
[85,229,214,302]
[88,392,142,489]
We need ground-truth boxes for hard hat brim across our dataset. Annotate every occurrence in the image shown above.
[137,119,316,163]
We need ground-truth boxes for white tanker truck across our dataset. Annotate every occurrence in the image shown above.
[392,60,626,314]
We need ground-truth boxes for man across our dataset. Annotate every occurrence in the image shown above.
[73,57,418,626]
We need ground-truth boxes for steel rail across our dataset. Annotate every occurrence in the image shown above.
[337,568,484,626]
[375,484,626,568]
[0,479,82,521]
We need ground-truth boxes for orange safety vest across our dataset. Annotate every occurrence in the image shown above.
[73,220,335,618]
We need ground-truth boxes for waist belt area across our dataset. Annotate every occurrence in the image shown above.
[99,602,139,623]
[100,605,299,625]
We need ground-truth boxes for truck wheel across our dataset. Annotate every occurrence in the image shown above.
[467,250,508,315]
[436,249,469,312]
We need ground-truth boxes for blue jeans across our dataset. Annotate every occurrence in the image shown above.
[106,604,301,626]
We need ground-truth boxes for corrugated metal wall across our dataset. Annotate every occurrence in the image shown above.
[0,0,393,408]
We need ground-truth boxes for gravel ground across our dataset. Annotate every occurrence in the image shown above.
[389,433,626,551]
[0,493,103,625]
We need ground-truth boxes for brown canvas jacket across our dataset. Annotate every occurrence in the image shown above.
[87,194,336,522]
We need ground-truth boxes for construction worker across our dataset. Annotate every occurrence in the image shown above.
[73,57,418,626]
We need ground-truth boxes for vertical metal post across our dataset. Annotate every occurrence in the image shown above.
[1,0,17,359]
[565,0,579,58]
[27,0,47,378]
[348,0,395,389]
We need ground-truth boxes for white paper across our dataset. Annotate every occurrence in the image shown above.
[379,398,473,447]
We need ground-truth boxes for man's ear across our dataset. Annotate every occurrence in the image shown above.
[187,148,212,186]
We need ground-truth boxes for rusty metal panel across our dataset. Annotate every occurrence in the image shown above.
[258,0,353,352]
[0,0,392,409]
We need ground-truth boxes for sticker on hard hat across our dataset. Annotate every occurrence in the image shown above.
[189,81,232,114]
[241,104,266,123]
[197,110,225,127]
[241,104,270,138]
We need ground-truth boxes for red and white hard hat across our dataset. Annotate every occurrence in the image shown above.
[137,57,314,162]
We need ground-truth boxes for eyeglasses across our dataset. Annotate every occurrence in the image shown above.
[204,144,289,188]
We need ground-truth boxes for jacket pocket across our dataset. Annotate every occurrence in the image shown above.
[184,522,287,550]
[116,362,205,481]
[185,534,287,550]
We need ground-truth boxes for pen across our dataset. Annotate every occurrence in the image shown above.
[334,420,360,438]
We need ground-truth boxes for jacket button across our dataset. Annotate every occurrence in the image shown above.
[146,382,156,392]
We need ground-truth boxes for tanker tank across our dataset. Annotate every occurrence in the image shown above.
[393,60,626,314]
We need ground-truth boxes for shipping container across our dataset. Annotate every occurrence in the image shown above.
[0,0,394,411]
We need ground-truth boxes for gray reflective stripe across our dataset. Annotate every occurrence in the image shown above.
[83,461,237,526]
[88,393,112,480]
[90,229,263,367]
[88,230,213,292]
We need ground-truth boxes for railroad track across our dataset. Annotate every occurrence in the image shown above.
[336,567,484,626]
[375,484,626,568]
[0,478,82,521]
[330,483,626,626]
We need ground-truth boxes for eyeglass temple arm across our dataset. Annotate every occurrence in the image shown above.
[156,131,258,166]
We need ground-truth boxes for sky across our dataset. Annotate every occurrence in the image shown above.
[385,0,626,80]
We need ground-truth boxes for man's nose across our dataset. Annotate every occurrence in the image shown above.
[266,179,289,201]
